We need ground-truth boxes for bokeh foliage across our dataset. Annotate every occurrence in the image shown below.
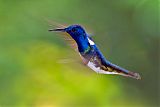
[0,0,159,106]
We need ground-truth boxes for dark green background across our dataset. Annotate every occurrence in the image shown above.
[0,0,159,106]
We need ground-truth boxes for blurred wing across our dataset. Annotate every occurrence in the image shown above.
[87,33,94,37]
[44,18,67,28]
[57,32,89,64]
[60,32,78,51]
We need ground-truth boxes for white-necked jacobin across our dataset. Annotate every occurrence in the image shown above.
[49,24,141,80]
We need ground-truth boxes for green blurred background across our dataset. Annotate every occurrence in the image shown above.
[0,0,159,106]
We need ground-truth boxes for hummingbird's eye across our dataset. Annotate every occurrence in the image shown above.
[71,28,76,32]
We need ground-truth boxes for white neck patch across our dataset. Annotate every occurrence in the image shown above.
[87,37,95,45]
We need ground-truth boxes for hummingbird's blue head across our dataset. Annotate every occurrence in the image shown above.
[49,24,91,53]
[49,24,88,42]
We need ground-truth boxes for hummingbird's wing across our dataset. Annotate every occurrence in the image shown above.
[57,32,90,64]
[54,32,78,52]
[61,32,78,50]
[46,19,78,51]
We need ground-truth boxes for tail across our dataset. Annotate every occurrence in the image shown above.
[118,70,141,80]
[87,58,141,80]
[107,62,141,80]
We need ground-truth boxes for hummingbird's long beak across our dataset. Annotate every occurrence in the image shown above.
[48,28,65,32]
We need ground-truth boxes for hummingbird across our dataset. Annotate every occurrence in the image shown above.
[49,24,141,80]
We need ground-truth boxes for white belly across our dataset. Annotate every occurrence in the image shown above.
[87,61,118,74]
